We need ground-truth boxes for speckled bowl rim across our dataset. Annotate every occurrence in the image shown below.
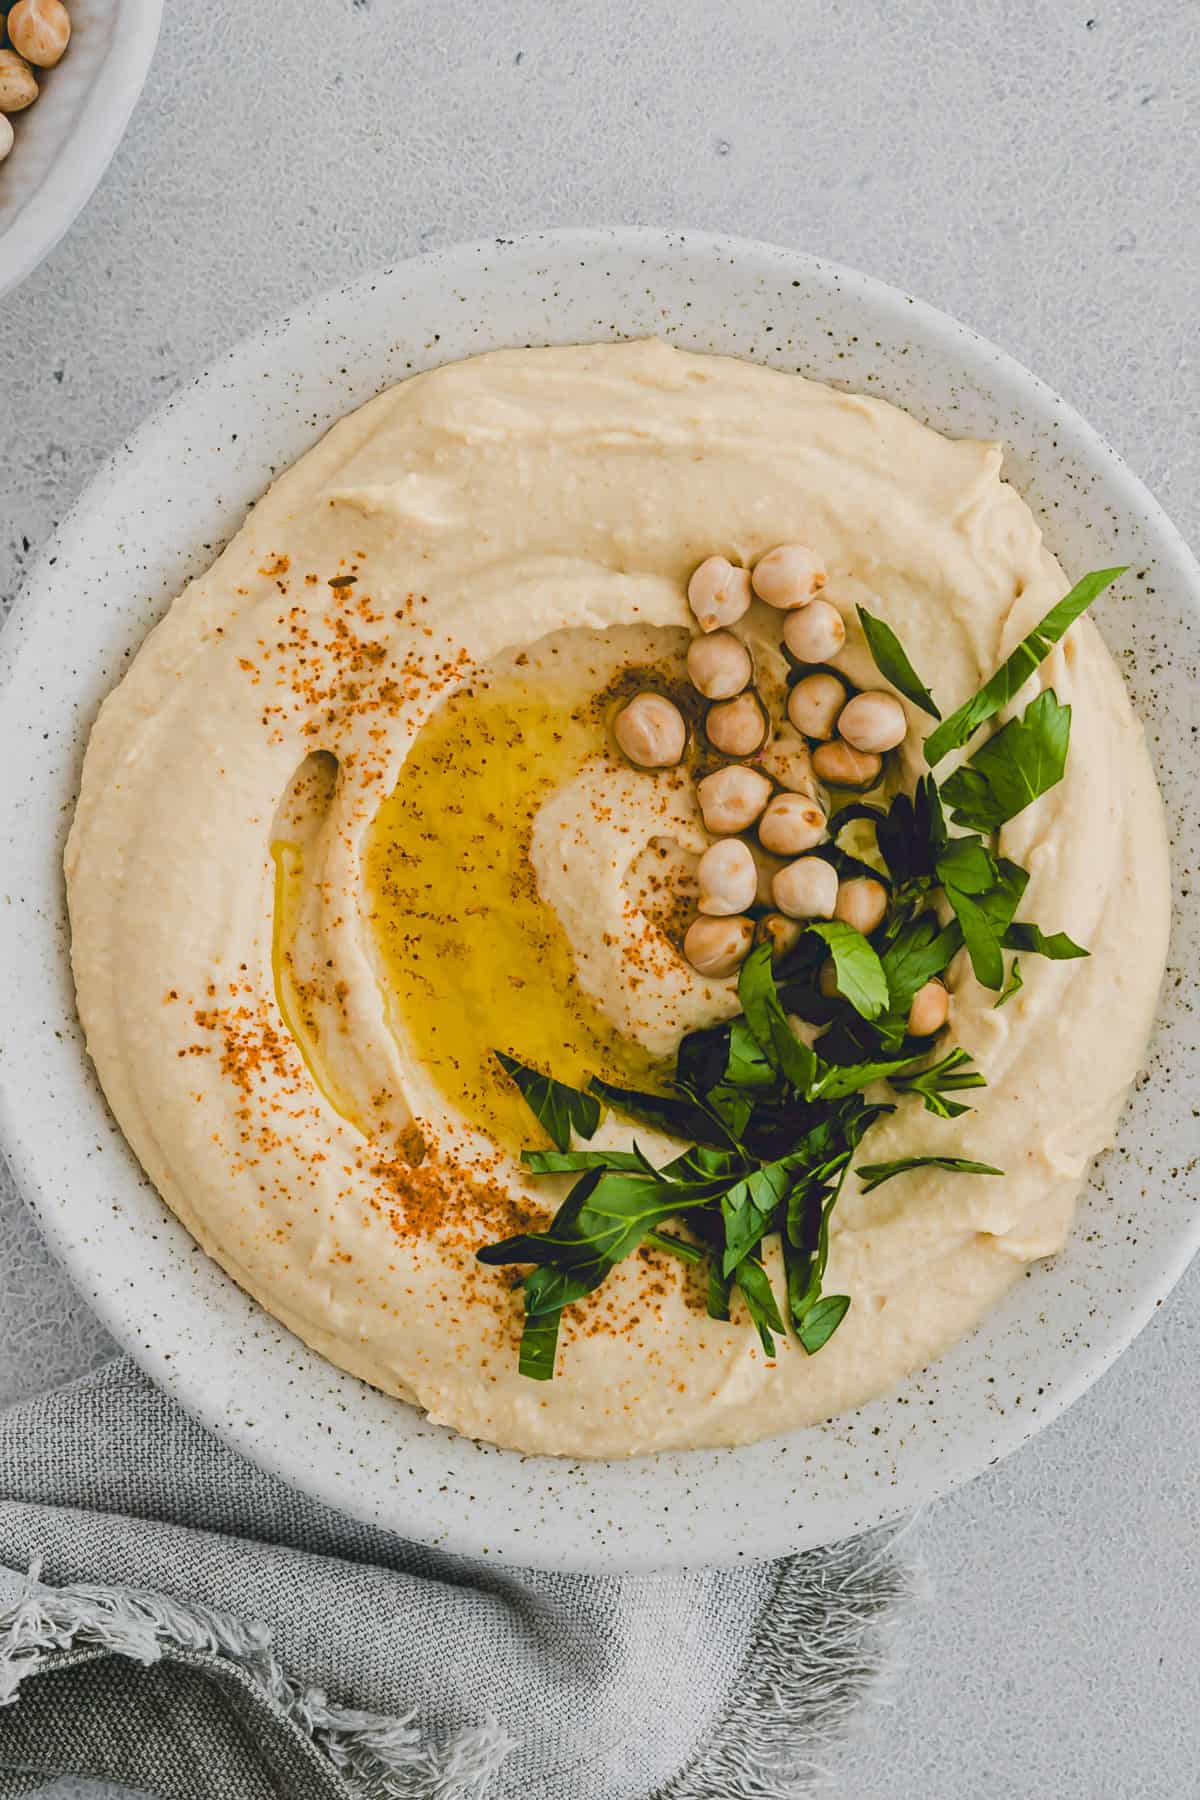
[0,228,1196,1572]
[0,0,163,299]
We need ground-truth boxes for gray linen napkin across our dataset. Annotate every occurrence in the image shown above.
[0,1359,915,1799]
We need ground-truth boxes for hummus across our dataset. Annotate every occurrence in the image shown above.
[65,340,1170,1457]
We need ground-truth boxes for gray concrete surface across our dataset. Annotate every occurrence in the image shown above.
[1,1,1197,1794]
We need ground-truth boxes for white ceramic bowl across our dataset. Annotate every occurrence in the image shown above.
[0,0,161,297]
[1,230,1196,1572]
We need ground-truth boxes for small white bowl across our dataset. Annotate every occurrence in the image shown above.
[0,230,1196,1571]
[0,0,161,298]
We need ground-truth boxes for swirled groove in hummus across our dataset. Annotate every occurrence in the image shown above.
[65,340,1169,1457]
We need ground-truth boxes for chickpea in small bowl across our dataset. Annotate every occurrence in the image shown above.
[0,1,73,165]
[0,0,161,298]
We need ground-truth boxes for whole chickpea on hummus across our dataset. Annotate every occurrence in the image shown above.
[66,339,1169,1457]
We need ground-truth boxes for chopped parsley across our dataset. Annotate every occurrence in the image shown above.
[481,567,1120,1378]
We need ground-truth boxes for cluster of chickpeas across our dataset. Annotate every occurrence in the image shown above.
[612,544,949,1040]
[0,0,72,167]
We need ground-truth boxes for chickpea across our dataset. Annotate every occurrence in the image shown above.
[0,47,37,109]
[613,693,686,769]
[6,0,70,67]
[756,722,817,796]
[687,555,752,633]
[684,914,755,978]
[706,690,768,758]
[751,543,827,609]
[907,979,950,1038]
[783,598,846,665]
[834,876,889,935]
[0,113,12,164]
[686,629,752,700]
[696,765,772,835]
[772,855,838,921]
[756,912,804,960]
[758,791,827,856]
[837,690,908,754]
[787,671,847,740]
[811,740,882,790]
[696,838,758,917]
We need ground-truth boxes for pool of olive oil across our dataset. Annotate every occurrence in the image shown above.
[363,668,665,1150]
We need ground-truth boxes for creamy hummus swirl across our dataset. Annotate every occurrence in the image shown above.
[66,340,1169,1456]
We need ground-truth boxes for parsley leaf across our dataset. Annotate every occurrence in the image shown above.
[733,1257,786,1358]
[586,1076,731,1148]
[645,1229,705,1264]
[706,1264,733,1322]
[924,566,1125,766]
[856,1155,1004,1194]
[940,690,1072,831]
[807,921,889,1021]
[890,776,949,882]
[996,959,1023,1007]
[518,1264,593,1381]
[935,844,1027,991]
[835,777,947,889]
[517,1309,562,1381]
[797,1293,851,1354]
[720,1159,794,1275]
[723,1018,779,1087]
[676,1017,779,1141]
[522,1147,652,1174]
[721,1188,776,1275]
[495,1050,601,1152]
[889,1047,986,1118]
[783,1102,883,1331]
[879,913,963,1029]
[857,605,942,718]
[934,832,998,897]
[478,1163,734,1294]
[785,1103,883,1221]
[738,943,818,1094]
[809,1058,918,1100]
[1003,922,1089,961]
[678,1017,774,1098]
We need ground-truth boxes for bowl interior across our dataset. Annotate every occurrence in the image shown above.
[0,230,1196,1571]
